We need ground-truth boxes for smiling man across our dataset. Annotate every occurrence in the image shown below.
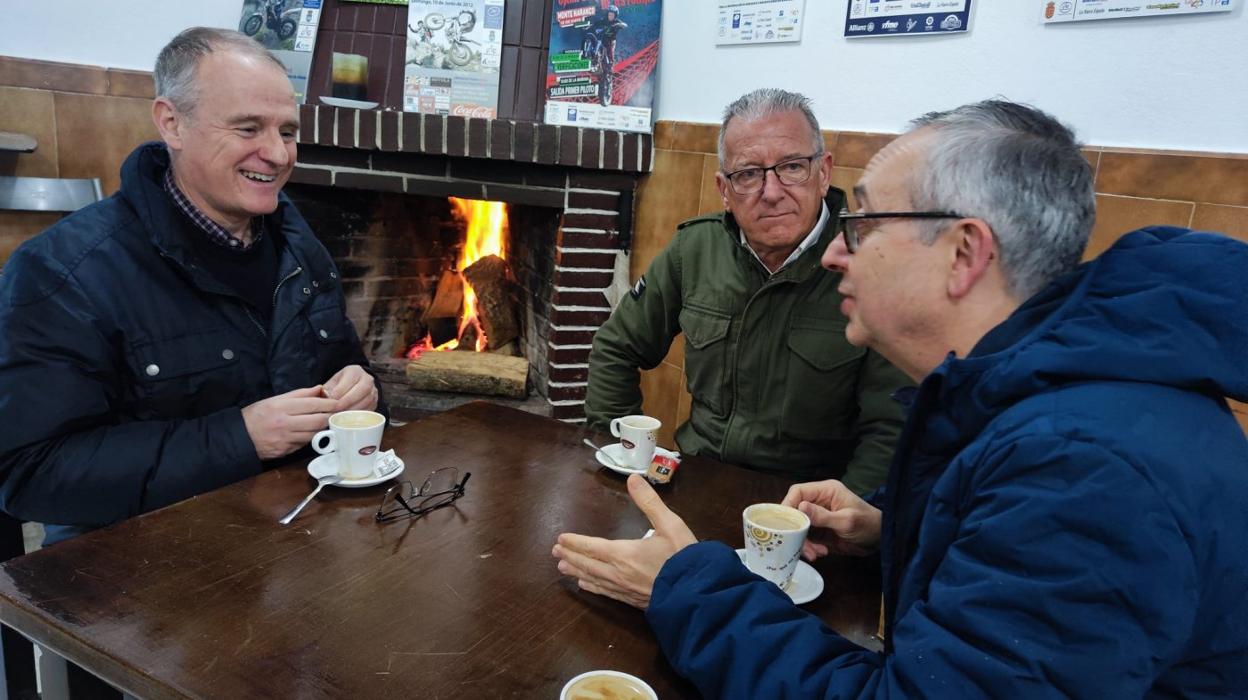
[0,27,383,546]
[585,88,909,490]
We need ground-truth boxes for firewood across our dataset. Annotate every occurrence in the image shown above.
[462,255,519,350]
[405,351,528,398]
[422,269,465,324]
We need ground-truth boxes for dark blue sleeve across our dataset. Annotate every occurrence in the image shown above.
[647,435,1199,699]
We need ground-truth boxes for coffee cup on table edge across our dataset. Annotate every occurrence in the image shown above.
[560,670,658,700]
[742,503,811,590]
[311,410,385,480]
[608,415,660,471]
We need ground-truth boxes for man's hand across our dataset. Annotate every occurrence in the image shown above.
[323,364,378,412]
[553,474,697,609]
[781,479,882,560]
[242,386,340,460]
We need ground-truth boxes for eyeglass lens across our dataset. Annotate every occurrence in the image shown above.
[729,157,814,194]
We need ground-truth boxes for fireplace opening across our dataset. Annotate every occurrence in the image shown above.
[286,183,564,417]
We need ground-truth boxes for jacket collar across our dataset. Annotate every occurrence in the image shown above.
[119,142,334,286]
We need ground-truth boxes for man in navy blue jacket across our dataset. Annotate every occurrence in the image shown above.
[0,28,383,544]
[554,100,1248,697]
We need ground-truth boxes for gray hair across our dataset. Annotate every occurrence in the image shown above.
[907,100,1095,301]
[718,88,823,168]
[154,27,285,115]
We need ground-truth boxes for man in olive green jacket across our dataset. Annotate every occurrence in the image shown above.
[585,89,910,492]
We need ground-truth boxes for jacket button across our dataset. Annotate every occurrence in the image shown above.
[330,271,337,279]
[318,329,329,339]
[312,280,320,288]
[303,287,311,295]
[145,364,160,377]
[222,348,235,360]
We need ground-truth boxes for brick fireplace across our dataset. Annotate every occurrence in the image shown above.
[289,103,653,422]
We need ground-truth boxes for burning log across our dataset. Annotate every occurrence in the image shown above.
[462,254,519,351]
[405,351,528,398]
[422,269,465,323]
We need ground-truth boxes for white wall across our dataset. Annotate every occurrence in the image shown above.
[656,2,1248,153]
[0,1,243,73]
[2,2,1245,153]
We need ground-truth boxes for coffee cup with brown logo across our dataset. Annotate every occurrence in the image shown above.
[608,415,660,471]
[312,410,385,480]
[560,670,657,700]
[742,503,811,590]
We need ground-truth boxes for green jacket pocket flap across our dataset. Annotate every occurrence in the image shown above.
[680,307,731,350]
[787,319,865,371]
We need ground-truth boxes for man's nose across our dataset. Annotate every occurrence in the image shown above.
[759,168,786,201]
[821,232,850,273]
[260,130,292,166]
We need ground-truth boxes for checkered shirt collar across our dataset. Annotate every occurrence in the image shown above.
[164,167,264,252]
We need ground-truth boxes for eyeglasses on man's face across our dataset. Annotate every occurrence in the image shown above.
[376,467,471,523]
[835,209,968,253]
[722,152,822,195]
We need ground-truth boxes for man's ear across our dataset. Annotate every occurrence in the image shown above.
[816,150,834,191]
[947,218,998,299]
[152,97,185,151]
[714,170,731,211]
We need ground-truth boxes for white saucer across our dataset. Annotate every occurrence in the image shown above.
[594,444,679,476]
[319,96,379,110]
[307,453,404,488]
[736,549,824,605]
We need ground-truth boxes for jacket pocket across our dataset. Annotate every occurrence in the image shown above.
[126,328,246,419]
[781,316,865,441]
[679,305,732,415]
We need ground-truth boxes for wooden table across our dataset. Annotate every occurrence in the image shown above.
[0,403,881,698]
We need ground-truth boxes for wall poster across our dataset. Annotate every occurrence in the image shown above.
[543,0,662,134]
[715,0,806,46]
[237,0,324,103]
[404,0,506,118]
[844,0,972,38]
[1043,0,1238,23]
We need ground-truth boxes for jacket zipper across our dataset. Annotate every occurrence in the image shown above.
[273,265,303,309]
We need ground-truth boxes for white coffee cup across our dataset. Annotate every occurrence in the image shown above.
[742,503,811,589]
[560,670,658,700]
[312,410,386,480]
[609,415,660,471]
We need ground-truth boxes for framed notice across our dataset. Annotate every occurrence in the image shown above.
[237,0,324,103]
[716,0,806,45]
[404,0,506,118]
[543,0,662,134]
[1043,0,1239,23]
[845,0,972,38]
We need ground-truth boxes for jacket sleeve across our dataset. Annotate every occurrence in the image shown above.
[584,240,683,431]
[0,267,262,528]
[648,436,1197,699]
[839,350,910,495]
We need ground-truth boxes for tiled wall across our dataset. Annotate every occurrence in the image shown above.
[0,57,158,264]
[633,122,1248,444]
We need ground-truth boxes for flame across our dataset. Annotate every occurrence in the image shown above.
[406,197,508,358]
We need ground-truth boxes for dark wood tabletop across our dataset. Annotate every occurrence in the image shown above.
[0,402,881,699]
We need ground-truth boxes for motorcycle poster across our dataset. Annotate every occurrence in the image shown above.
[404,0,506,118]
[237,0,323,103]
[543,0,661,134]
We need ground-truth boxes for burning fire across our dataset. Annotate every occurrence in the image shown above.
[407,197,509,357]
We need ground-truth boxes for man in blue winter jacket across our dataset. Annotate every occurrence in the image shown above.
[0,27,383,545]
[554,100,1248,697]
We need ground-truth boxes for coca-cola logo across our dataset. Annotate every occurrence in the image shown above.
[358,446,378,456]
[450,104,496,119]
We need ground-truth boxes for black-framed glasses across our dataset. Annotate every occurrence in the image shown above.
[375,467,471,523]
[836,209,967,253]
[722,152,822,194]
